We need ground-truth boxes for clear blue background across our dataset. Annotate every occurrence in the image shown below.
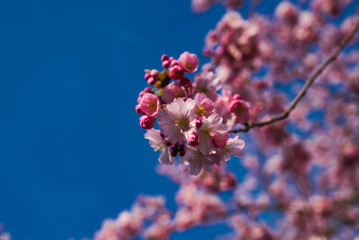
[0,0,357,239]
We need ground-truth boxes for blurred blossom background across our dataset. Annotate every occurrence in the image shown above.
[0,0,357,239]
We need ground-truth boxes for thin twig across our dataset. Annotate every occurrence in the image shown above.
[230,18,359,134]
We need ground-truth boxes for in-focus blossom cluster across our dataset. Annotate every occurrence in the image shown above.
[136,52,246,175]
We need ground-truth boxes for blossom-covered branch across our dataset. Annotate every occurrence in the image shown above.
[230,17,359,133]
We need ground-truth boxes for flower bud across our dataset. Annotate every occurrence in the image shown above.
[144,73,151,80]
[178,52,199,73]
[161,54,169,62]
[188,132,199,146]
[150,69,159,78]
[170,60,180,67]
[162,60,170,69]
[179,77,191,86]
[178,144,186,157]
[195,117,203,129]
[139,115,155,129]
[169,65,184,80]
[170,144,178,157]
[147,77,156,85]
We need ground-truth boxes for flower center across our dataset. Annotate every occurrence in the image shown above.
[175,117,188,130]
[195,105,206,116]
[147,102,157,112]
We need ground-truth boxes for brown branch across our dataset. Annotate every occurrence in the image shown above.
[230,18,359,134]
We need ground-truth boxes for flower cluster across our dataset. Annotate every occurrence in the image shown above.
[93,188,228,240]
[94,195,171,240]
[136,52,246,175]
[204,11,262,88]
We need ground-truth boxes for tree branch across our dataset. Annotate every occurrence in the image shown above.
[230,18,359,134]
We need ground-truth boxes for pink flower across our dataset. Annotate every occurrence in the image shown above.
[179,146,221,175]
[222,136,245,162]
[140,93,161,117]
[163,82,185,103]
[193,71,222,101]
[194,93,215,117]
[158,98,195,144]
[197,114,228,155]
[211,131,229,148]
[178,52,199,73]
[145,129,174,164]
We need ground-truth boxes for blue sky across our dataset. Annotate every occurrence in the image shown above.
[0,0,357,239]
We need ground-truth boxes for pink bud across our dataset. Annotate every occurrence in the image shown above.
[150,69,159,78]
[188,132,199,146]
[195,117,203,129]
[139,115,155,129]
[178,52,199,73]
[178,144,186,157]
[179,77,191,86]
[169,65,184,80]
[170,145,178,157]
[170,60,180,67]
[147,77,156,85]
[144,73,151,80]
[162,60,170,69]
[161,54,169,62]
